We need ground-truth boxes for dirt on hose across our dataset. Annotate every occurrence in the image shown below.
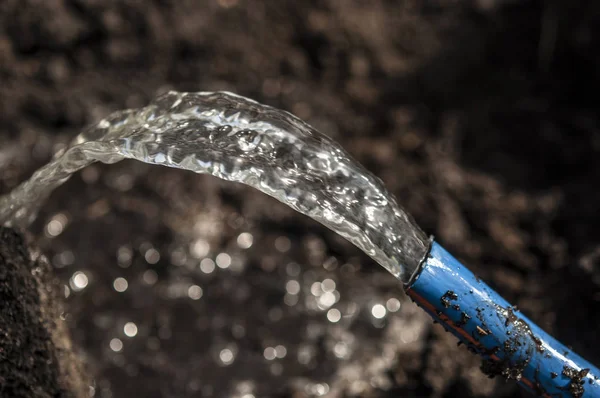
[1,1,600,397]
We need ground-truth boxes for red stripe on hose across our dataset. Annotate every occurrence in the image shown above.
[406,288,548,397]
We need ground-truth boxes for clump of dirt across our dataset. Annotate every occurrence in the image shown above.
[562,366,590,398]
[440,290,458,309]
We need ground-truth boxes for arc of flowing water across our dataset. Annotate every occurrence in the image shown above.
[0,91,429,281]
[1,91,598,397]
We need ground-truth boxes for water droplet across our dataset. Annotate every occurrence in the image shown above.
[45,213,68,237]
[371,304,387,319]
[216,253,231,269]
[263,347,277,361]
[307,156,332,172]
[190,239,210,258]
[200,258,216,273]
[275,345,287,358]
[113,277,128,292]
[386,298,401,312]
[237,129,260,151]
[310,282,323,296]
[70,271,89,291]
[318,292,336,309]
[109,338,123,352]
[285,280,300,295]
[333,342,349,359]
[313,383,329,396]
[237,232,253,249]
[144,248,160,264]
[327,308,341,323]
[321,278,336,292]
[187,285,203,300]
[219,348,235,366]
[124,322,138,337]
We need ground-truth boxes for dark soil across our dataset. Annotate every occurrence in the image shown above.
[1,1,600,397]
[0,227,88,397]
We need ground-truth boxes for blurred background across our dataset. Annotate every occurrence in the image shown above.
[1,0,600,397]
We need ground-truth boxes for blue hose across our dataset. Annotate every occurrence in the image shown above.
[405,242,600,397]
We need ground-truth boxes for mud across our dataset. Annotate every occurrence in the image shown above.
[561,365,589,398]
[475,304,536,384]
[440,290,458,309]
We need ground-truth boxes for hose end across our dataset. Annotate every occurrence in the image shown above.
[405,242,600,397]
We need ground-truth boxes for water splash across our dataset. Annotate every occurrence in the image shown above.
[0,91,428,281]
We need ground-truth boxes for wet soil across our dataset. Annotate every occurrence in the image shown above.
[1,1,600,397]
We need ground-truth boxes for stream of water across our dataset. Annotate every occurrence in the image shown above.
[0,91,428,281]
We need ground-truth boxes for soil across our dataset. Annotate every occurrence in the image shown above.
[0,227,88,397]
[1,0,600,397]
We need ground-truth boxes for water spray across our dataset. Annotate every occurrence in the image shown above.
[1,91,598,397]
